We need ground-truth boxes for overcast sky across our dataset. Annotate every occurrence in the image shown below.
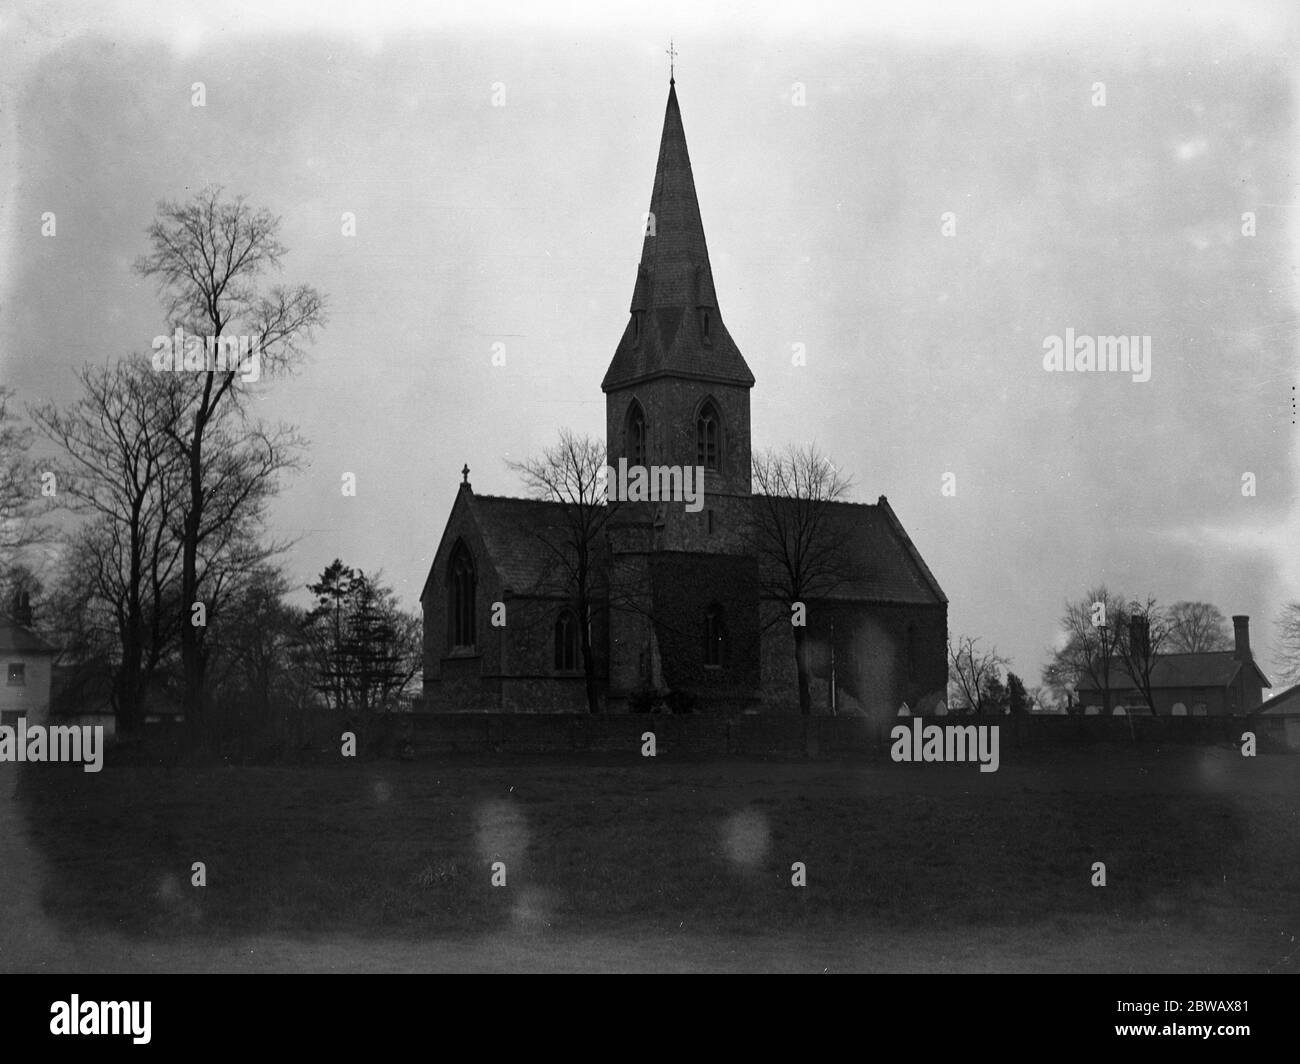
[2,0,1297,688]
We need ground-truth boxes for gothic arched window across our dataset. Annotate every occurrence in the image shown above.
[696,400,720,470]
[626,401,647,467]
[704,604,727,668]
[447,541,476,651]
[554,610,580,672]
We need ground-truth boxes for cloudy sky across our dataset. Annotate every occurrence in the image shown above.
[2,0,1297,687]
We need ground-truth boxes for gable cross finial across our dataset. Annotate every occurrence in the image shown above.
[461,463,470,484]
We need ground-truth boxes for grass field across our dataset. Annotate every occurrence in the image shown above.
[5,743,1299,972]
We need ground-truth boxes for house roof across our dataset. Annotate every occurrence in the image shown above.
[602,82,755,392]
[0,617,57,655]
[1076,651,1271,692]
[1255,683,1300,715]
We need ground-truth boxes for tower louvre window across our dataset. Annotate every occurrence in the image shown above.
[700,307,712,345]
[632,310,643,346]
[696,400,720,469]
[627,401,647,466]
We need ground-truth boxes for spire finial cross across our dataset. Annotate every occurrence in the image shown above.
[666,39,677,84]
[461,463,470,484]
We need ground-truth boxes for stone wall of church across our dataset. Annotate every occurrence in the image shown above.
[422,490,611,712]
[494,594,608,712]
[647,552,762,701]
[758,600,948,722]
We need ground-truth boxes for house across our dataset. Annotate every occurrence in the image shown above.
[1255,682,1300,715]
[0,593,58,726]
[420,77,949,717]
[1253,681,1300,749]
[1076,614,1269,716]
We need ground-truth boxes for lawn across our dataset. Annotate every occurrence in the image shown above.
[8,743,1300,972]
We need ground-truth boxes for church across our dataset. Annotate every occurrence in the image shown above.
[421,77,949,720]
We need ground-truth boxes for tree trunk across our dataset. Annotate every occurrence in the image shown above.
[580,606,599,714]
[181,437,203,728]
[793,626,811,715]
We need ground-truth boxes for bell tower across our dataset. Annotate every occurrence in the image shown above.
[601,77,756,551]
[601,76,762,711]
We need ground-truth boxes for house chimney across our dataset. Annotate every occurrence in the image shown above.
[1232,615,1251,661]
[1128,613,1149,655]
[1128,614,1150,658]
[12,589,32,627]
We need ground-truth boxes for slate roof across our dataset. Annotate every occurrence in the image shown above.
[439,489,945,608]
[0,617,58,654]
[465,493,577,595]
[1256,683,1300,714]
[602,82,755,391]
[754,495,947,606]
[1076,651,1271,691]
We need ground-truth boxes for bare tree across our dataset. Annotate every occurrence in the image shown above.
[134,185,324,721]
[0,386,41,572]
[1113,597,1173,715]
[1165,600,1232,653]
[1274,602,1300,687]
[749,443,854,716]
[947,634,1009,714]
[508,429,617,714]
[30,362,185,732]
[1045,586,1129,715]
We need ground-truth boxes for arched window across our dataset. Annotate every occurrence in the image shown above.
[447,541,476,650]
[1171,702,1187,716]
[704,604,727,667]
[554,610,580,671]
[626,401,647,467]
[696,400,721,470]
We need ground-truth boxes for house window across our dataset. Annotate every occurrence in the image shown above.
[1192,702,1207,717]
[554,610,581,672]
[696,400,720,470]
[7,663,25,686]
[447,542,476,651]
[704,605,726,668]
[627,401,647,467]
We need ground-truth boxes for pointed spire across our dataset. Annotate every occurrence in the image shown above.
[636,81,713,311]
[602,81,754,391]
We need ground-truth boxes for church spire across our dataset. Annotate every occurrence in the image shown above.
[601,80,754,391]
